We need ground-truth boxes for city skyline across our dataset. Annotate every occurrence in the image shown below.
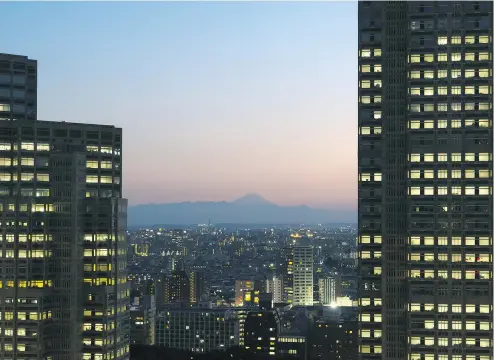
[0,1,357,209]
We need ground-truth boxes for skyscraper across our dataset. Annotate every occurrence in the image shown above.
[0,54,129,360]
[358,2,493,360]
[292,245,313,306]
[318,277,336,306]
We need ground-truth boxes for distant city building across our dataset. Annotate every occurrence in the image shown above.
[269,274,284,304]
[292,246,314,306]
[277,334,307,360]
[318,277,337,305]
[244,309,280,356]
[155,308,239,352]
[166,270,190,304]
[310,318,357,360]
[235,279,254,306]
[281,248,294,303]
[130,295,156,345]
[189,270,206,304]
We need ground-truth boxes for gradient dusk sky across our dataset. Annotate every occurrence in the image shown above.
[1,1,357,209]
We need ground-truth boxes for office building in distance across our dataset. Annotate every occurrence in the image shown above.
[358,2,492,360]
[292,245,313,306]
[0,53,129,360]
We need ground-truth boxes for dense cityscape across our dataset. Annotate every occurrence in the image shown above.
[0,1,492,360]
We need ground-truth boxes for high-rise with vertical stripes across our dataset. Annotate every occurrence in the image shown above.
[0,53,129,360]
[358,2,492,360]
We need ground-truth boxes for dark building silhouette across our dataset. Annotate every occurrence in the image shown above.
[244,310,280,356]
[310,318,357,360]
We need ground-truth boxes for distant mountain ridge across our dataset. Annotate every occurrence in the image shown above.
[128,194,356,226]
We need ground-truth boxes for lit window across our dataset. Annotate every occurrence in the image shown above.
[465,36,475,44]
[437,69,448,78]
[451,53,461,61]
[451,69,462,78]
[451,36,461,44]
[437,120,447,128]
[361,49,371,58]
[451,86,462,95]
[437,36,448,45]
[437,86,448,95]
[437,53,448,61]
[465,52,475,61]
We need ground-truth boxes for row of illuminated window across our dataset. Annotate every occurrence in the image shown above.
[409,354,490,360]
[409,236,491,247]
[0,344,34,352]
[83,249,113,257]
[87,145,118,155]
[359,173,381,182]
[1,234,52,242]
[360,95,381,104]
[409,269,491,280]
[0,203,54,212]
[437,35,491,45]
[360,313,382,323]
[359,48,382,58]
[0,142,50,152]
[1,328,31,337]
[409,153,491,163]
[409,169,491,180]
[83,322,114,332]
[360,330,381,339]
[0,157,48,167]
[358,235,382,244]
[1,250,52,258]
[359,80,382,89]
[420,319,491,331]
[409,336,491,348]
[0,280,53,289]
[408,185,492,196]
[359,345,382,354]
[410,52,491,64]
[410,85,492,96]
[409,303,491,314]
[84,309,113,317]
[360,251,381,260]
[409,118,491,129]
[410,102,492,112]
[84,278,115,286]
[1,220,44,228]
[83,338,106,347]
[409,253,491,263]
[359,298,382,307]
[360,64,382,73]
[359,126,381,135]
[84,264,112,272]
[86,175,120,184]
[1,188,51,197]
[87,160,113,169]
[409,68,492,79]
[84,234,112,242]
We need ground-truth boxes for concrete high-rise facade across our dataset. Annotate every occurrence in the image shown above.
[0,54,37,121]
[292,246,313,306]
[318,277,336,306]
[358,2,493,360]
[0,54,129,360]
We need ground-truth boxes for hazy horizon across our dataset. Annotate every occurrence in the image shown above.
[1,2,358,209]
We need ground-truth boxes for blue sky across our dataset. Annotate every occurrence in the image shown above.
[1,2,358,208]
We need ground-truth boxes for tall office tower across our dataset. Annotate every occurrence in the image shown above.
[164,270,190,305]
[358,2,493,360]
[281,247,293,303]
[0,54,37,121]
[318,277,336,306]
[292,246,313,306]
[189,269,206,304]
[0,54,129,360]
